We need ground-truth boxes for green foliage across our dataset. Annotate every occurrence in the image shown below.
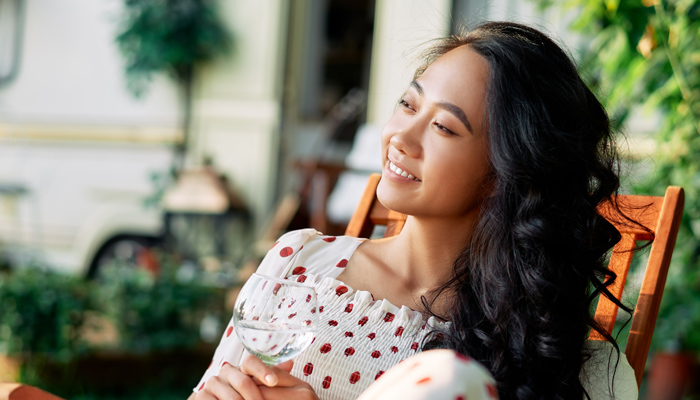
[96,261,221,353]
[116,0,232,95]
[0,261,225,356]
[538,0,700,351]
[0,268,91,361]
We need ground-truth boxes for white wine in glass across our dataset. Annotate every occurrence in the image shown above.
[233,273,318,365]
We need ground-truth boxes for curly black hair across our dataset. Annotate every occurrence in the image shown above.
[417,21,632,400]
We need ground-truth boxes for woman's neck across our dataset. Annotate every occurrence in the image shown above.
[375,214,476,297]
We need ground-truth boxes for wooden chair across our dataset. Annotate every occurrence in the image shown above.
[345,173,684,387]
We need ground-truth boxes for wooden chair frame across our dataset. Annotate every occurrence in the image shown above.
[346,173,684,387]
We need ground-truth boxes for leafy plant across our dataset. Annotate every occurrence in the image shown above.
[537,0,700,351]
[95,258,224,353]
[0,268,91,361]
[115,0,232,167]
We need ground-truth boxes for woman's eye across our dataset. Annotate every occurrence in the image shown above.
[398,99,413,110]
[433,122,455,136]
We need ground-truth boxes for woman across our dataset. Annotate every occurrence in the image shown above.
[190,21,638,400]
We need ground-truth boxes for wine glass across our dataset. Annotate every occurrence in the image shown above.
[233,273,318,365]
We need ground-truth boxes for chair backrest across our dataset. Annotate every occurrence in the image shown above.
[345,173,684,387]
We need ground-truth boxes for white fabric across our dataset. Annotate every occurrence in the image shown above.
[194,229,638,400]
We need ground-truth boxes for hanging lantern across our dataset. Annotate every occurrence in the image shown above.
[162,166,250,279]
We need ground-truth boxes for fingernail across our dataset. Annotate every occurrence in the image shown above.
[265,374,277,385]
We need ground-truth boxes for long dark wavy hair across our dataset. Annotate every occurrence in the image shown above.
[417,22,632,399]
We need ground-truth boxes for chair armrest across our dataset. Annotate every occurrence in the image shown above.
[0,383,65,400]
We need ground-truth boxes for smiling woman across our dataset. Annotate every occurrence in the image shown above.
[190,21,639,400]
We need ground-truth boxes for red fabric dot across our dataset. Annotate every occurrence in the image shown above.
[384,312,394,322]
[279,247,293,257]
[358,316,368,326]
[344,347,355,356]
[375,371,384,380]
[345,331,353,337]
[288,313,297,319]
[371,350,381,358]
[320,343,332,354]
[311,307,317,313]
[345,304,354,313]
[199,382,205,391]
[323,237,337,242]
[319,306,324,313]
[226,326,233,337]
[395,326,404,336]
[329,320,338,326]
[336,259,348,268]
[303,363,314,376]
[272,283,282,295]
[391,346,398,353]
[367,332,376,340]
[297,275,307,283]
[322,376,332,389]
[486,383,498,398]
[335,285,349,296]
[416,377,431,385]
[411,342,419,351]
[306,294,312,302]
[349,371,361,384]
[292,266,306,275]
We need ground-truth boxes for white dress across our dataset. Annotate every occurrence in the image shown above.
[193,229,638,400]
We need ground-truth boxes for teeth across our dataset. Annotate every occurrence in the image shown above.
[388,161,419,181]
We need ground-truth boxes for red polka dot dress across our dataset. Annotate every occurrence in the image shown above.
[192,229,636,399]
[193,229,481,399]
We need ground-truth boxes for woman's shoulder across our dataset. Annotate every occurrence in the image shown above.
[581,340,638,400]
[256,229,365,278]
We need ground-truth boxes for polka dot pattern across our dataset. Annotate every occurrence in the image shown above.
[194,229,475,400]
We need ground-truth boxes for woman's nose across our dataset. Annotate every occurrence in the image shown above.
[389,118,422,158]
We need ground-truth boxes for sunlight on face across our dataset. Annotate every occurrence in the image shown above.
[377,45,491,227]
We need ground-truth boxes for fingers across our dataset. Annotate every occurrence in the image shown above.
[275,359,294,373]
[211,362,265,400]
[196,374,244,400]
[239,355,279,387]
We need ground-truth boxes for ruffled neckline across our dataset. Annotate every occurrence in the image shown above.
[298,272,451,332]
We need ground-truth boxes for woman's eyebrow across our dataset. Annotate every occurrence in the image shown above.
[410,80,474,135]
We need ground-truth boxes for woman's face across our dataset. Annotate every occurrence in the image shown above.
[377,45,491,225]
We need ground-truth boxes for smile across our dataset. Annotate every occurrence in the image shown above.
[389,161,420,181]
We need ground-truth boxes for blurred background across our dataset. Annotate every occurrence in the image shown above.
[0,0,697,398]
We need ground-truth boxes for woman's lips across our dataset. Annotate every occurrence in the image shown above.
[387,161,420,181]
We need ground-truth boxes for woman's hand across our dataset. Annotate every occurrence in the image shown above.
[256,362,319,400]
[194,355,319,400]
